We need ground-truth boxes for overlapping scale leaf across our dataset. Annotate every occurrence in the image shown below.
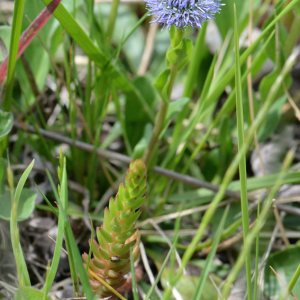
[82,159,147,298]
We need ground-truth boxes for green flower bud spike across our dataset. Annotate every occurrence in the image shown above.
[82,159,147,298]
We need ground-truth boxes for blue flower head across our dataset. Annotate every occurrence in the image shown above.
[144,0,224,29]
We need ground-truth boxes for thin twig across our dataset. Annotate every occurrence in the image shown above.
[13,122,245,200]
[273,204,290,247]
[283,82,300,120]
[209,275,224,300]
[138,199,234,228]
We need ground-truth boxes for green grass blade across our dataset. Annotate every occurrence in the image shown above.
[40,0,154,121]
[166,50,218,165]
[168,206,182,285]
[43,262,51,300]
[65,222,96,300]
[3,0,25,111]
[45,169,60,202]
[64,229,81,297]
[144,240,178,300]
[234,5,252,299]
[183,22,208,99]
[41,194,65,295]
[192,205,229,300]
[222,149,295,298]
[253,198,260,300]
[130,247,139,300]
[181,30,273,167]
[57,159,96,299]
[35,184,58,217]
[203,0,300,112]
[82,217,94,297]
[106,0,120,42]
[160,39,297,300]
[9,161,34,288]
[59,159,80,296]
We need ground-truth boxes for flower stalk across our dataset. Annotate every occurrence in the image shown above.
[143,27,184,166]
[142,0,224,166]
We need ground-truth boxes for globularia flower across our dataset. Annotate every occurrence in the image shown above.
[144,0,224,29]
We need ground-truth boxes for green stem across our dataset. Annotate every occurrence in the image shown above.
[3,0,25,111]
[142,100,169,166]
[106,0,120,42]
[234,6,252,298]
[169,26,185,48]
[284,10,300,57]
[253,198,260,300]
[143,26,183,166]
[171,23,207,147]
[85,0,94,133]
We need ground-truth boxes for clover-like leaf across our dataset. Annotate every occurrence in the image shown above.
[0,189,37,221]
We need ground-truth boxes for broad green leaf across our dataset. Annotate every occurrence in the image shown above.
[165,97,190,124]
[0,110,13,138]
[265,246,300,299]
[166,38,193,70]
[16,287,52,300]
[153,69,171,103]
[0,26,11,61]
[0,189,36,221]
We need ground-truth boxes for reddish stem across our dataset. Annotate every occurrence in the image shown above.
[0,0,61,86]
